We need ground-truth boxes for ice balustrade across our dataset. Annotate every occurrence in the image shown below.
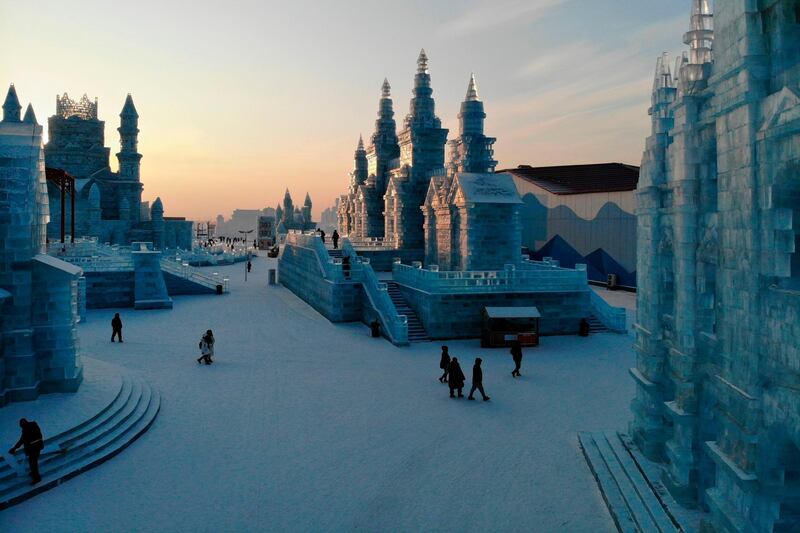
[160,254,229,292]
[285,231,341,280]
[589,290,627,333]
[392,260,589,293]
[342,239,408,345]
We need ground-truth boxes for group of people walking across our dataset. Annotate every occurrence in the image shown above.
[197,330,215,365]
[438,341,525,401]
[439,346,490,401]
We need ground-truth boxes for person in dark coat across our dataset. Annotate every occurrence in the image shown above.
[438,346,451,383]
[111,313,123,343]
[510,341,523,377]
[448,357,465,398]
[247,260,252,273]
[579,318,590,337]
[9,418,43,484]
[468,357,490,401]
[332,230,340,249]
[319,229,326,244]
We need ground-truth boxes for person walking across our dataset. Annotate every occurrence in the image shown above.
[247,260,252,273]
[9,418,43,485]
[438,346,450,383]
[579,318,590,337]
[448,357,465,398]
[111,313,123,343]
[332,230,340,250]
[510,341,523,377]
[320,229,326,245]
[468,357,490,401]
[197,330,215,365]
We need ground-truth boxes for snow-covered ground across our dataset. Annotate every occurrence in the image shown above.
[1,255,635,532]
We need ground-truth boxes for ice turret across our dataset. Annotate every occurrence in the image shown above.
[680,0,714,89]
[304,192,312,207]
[151,197,164,218]
[447,73,496,176]
[22,103,38,125]
[2,84,21,123]
[367,78,400,196]
[405,48,441,129]
[117,94,142,181]
[352,135,368,187]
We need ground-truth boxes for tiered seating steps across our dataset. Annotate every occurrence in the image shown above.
[0,374,160,510]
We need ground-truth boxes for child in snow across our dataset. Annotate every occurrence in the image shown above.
[197,330,215,365]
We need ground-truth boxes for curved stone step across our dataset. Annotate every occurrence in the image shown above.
[0,375,160,510]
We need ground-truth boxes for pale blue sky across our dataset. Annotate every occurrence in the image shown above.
[1,0,691,220]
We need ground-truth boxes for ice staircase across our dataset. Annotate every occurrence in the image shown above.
[0,374,161,510]
[578,431,688,533]
[587,314,609,333]
[386,281,430,343]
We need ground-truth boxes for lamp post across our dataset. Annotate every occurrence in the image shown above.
[238,229,254,281]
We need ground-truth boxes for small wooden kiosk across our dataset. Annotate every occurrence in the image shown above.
[481,307,541,348]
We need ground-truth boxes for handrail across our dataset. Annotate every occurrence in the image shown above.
[589,290,627,332]
[343,239,408,345]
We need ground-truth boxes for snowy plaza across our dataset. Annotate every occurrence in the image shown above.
[1,257,634,532]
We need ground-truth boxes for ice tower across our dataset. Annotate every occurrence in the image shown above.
[384,50,449,250]
[0,84,83,405]
[631,2,800,531]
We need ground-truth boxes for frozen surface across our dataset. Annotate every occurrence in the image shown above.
[1,255,635,532]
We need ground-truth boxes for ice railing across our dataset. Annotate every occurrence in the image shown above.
[589,290,627,332]
[392,258,589,293]
[161,253,229,292]
[342,239,408,346]
[285,230,340,280]
[47,238,134,272]
[348,236,393,249]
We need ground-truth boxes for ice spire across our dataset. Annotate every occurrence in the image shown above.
[653,52,674,91]
[381,78,391,98]
[685,0,713,65]
[22,103,38,125]
[3,84,21,123]
[357,134,364,151]
[121,93,138,117]
[304,192,312,207]
[466,73,480,102]
[417,48,428,74]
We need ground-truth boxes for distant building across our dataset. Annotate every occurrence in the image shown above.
[257,216,276,248]
[275,189,315,235]
[42,92,191,249]
[502,163,639,286]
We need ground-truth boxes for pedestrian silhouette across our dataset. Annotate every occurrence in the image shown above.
[579,318,590,337]
[511,341,523,377]
[111,313,123,343]
[332,230,340,249]
[247,260,252,273]
[448,357,465,398]
[9,418,43,485]
[438,346,450,383]
[197,330,215,365]
[320,229,326,244]
[468,357,490,401]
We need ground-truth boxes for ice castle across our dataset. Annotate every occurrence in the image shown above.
[42,91,192,249]
[0,85,82,406]
[282,51,626,344]
[631,1,800,530]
